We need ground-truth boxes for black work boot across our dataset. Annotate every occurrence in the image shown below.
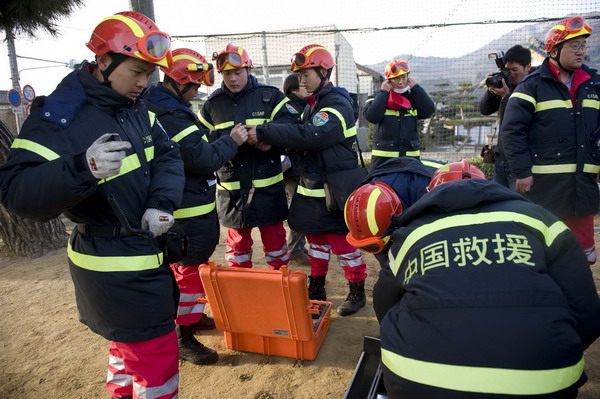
[176,325,219,365]
[336,281,366,316]
[190,315,216,333]
[308,275,327,300]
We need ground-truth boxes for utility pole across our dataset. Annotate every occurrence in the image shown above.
[6,32,25,132]
[129,0,159,86]
[261,32,270,85]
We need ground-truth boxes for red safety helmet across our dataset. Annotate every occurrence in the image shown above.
[544,16,592,53]
[384,60,410,79]
[426,160,487,192]
[213,43,253,71]
[86,11,172,68]
[290,44,336,72]
[344,182,403,254]
[161,48,214,86]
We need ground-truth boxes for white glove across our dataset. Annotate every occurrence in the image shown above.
[86,133,132,179]
[141,208,174,237]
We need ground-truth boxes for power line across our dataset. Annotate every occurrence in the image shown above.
[172,15,600,39]
[16,54,67,66]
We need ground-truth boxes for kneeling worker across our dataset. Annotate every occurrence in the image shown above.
[345,160,600,398]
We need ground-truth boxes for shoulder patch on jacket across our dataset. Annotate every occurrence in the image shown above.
[285,103,299,114]
[312,112,329,126]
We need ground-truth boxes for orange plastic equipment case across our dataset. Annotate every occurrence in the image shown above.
[198,262,333,360]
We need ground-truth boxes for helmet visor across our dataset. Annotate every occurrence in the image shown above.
[202,68,215,86]
[138,31,171,61]
[216,51,243,70]
[346,234,389,254]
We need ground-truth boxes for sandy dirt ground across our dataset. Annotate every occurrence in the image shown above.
[1,224,600,399]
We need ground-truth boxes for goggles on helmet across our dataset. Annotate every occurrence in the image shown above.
[346,234,390,255]
[214,51,244,70]
[563,16,592,34]
[128,30,171,62]
[186,62,215,86]
[390,61,409,75]
[291,52,310,70]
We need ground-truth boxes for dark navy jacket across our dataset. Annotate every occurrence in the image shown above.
[143,84,238,263]
[199,74,296,228]
[502,58,600,218]
[258,83,361,235]
[0,63,185,342]
[377,179,600,398]
[364,85,435,170]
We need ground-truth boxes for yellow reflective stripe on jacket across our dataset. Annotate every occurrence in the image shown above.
[253,172,283,188]
[148,110,156,125]
[406,150,421,156]
[297,185,326,197]
[582,99,600,110]
[531,164,576,174]
[217,173,284,191]
[381,349,584,395]
[174,202,216,219]
[584,164,600,174]
[373,149,400,158]
[246,118,268,125]
[535,99,573,112]
[67,242,163,272]
[215,121,234,129]
[421,160,445,169]
[270,97,289,120]
[390,212,568,276]
[385,109,400,116]
[198,112,214,130]
[172,125,197,143]
[218,181,240,190]
[366,98,374,104]
[99,147,155,185]
[11,138,60,161]
[511,92,536,107]
[320,107,357,138]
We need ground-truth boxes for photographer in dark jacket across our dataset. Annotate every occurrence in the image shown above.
[479,45,532,188]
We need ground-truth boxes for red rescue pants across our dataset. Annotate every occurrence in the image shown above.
[306,233,367,282]
[225,222,289,269]
[562,214,596,265]
[170,263,207,326]
[106,329,179,399]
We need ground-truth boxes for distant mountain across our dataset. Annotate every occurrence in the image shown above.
[366,15,600,93]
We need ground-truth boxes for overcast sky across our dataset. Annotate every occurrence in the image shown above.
[1,0,597,96]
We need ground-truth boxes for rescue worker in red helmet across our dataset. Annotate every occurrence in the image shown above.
[199,44,297,270]
[357,160,600,398]
[142,48,249,366]
[247,44,369,316]
[502,16,600,266]
[345,156,444,270]
[0,11,184,399]
[364,59,435,171]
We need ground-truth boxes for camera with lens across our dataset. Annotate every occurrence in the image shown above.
[485,52,513,89]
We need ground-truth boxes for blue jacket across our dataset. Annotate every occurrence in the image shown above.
[0,63,184,342]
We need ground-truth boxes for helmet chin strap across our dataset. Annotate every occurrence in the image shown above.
[168,80,195,99]
[550,45,574,73]
[99,53,128,86]
[313,68,333,94]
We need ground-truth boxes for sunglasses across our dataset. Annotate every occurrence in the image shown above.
[130,30,171,62]
[564,16,592,34]
[214,51,244,70]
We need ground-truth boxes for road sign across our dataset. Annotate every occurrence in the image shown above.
[8,89,21,108]
[25,104,31,117]
[22,85,35,102]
